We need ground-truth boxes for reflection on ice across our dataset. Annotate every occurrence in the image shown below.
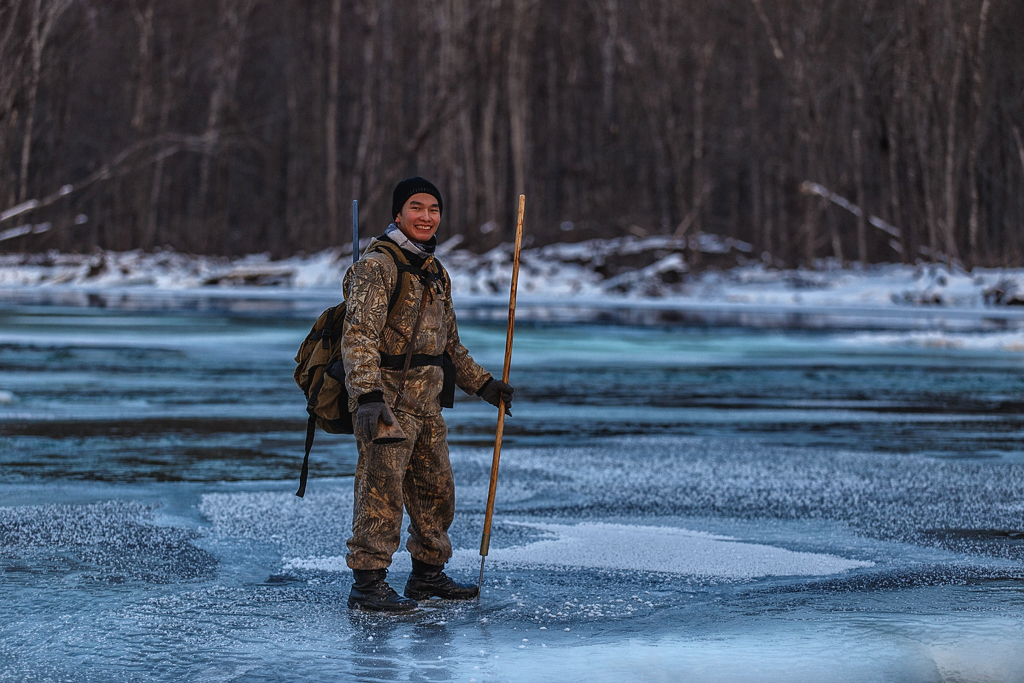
[493,617,1024,683]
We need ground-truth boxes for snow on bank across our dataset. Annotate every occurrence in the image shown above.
[841,329,1024,353]
[3,236,1024,313]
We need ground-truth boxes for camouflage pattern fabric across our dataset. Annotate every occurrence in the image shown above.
[341,237,491,415]
[346,410,454,569]
[342,235,493,569]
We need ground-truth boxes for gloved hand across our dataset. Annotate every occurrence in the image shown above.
[477,378,514,415]
[356,401,396,440]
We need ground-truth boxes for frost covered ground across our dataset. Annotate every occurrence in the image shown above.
[2,298,1024,681]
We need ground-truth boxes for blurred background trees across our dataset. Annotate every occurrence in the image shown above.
[0,0,1022,266]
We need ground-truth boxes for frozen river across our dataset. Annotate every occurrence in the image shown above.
[2,293,1024,682]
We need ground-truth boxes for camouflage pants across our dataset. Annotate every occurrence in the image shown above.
[346,410,455,570]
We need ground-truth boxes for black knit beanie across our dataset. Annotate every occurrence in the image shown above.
[392,177,443,219]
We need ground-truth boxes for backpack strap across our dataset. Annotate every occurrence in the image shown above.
[364,240,409,318]
[394,261,441,282]
[379,352,444,368]
[296,411,316,497]
[321,306,335,350]
[301,305,340,349]
[296,365,331,498]
[365,240,446,320]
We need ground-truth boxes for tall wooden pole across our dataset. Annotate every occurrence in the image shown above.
[478,194,525,591]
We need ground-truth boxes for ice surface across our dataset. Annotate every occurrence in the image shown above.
[479,620,1024,683]
[200,486,354,557]
[0,499,216,583]
[4,302,1024,681]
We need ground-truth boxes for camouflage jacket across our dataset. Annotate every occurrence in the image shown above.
[341,235,492,416]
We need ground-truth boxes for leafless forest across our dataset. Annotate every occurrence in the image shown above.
[0,0,1022,266]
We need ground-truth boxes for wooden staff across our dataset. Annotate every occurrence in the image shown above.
[479,194,525,591]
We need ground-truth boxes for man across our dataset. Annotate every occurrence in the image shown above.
[341,177,515,612]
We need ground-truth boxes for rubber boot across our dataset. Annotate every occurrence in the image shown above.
[404,558,479,600]
[348,569,418,612]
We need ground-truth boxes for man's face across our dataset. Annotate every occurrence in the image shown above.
[394,193,440,243]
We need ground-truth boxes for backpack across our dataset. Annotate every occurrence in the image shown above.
[293,239,451,497]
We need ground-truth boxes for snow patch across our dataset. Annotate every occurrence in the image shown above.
[456,522,873,578]
[283,522,872,580]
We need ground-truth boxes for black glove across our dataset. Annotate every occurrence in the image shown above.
[477,378,514,415]
[356,401,395,440]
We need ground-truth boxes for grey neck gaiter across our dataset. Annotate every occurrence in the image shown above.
[385,223,436,258]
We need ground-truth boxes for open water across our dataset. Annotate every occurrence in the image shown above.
[2,293,1024,682]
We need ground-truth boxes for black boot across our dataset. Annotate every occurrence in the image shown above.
[348,569,418,612]
[404,558,479,601]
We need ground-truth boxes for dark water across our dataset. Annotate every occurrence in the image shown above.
[2,296,1024,682]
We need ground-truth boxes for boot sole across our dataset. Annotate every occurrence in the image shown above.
[404,589,479,601]
[348,598,418,612]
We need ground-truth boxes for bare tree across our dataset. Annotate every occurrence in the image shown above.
[195,0,258,245]
[0,0,26,208]
[324,0,342,244]
[966,0,993,263]
[2,0,1023,266]
[507,0,539,202]
[18,0,73,203]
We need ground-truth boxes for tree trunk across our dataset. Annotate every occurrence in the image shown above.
[910,12,939,262]
[0,0,26,208]
[480,70,500,230]
[284,6,303,251]
[196,0,255,247]
[600,0,617,128]
[744,18,764,255]
[507,0,539,206]
[18,0,42,204]
[324,0,342,244]
[543,37,559,224]
[942,31,965,262]
[966,0,992,264]
[145,33,179,250]
[852,69,868,264]
[691,41,713,236]
[130,1,154,134]
[17,0,72,203]
[888,13,910,261]
[131,0,156,248]
[350,1,379,217]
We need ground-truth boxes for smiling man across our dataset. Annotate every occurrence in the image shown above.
[340,177,514,612]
